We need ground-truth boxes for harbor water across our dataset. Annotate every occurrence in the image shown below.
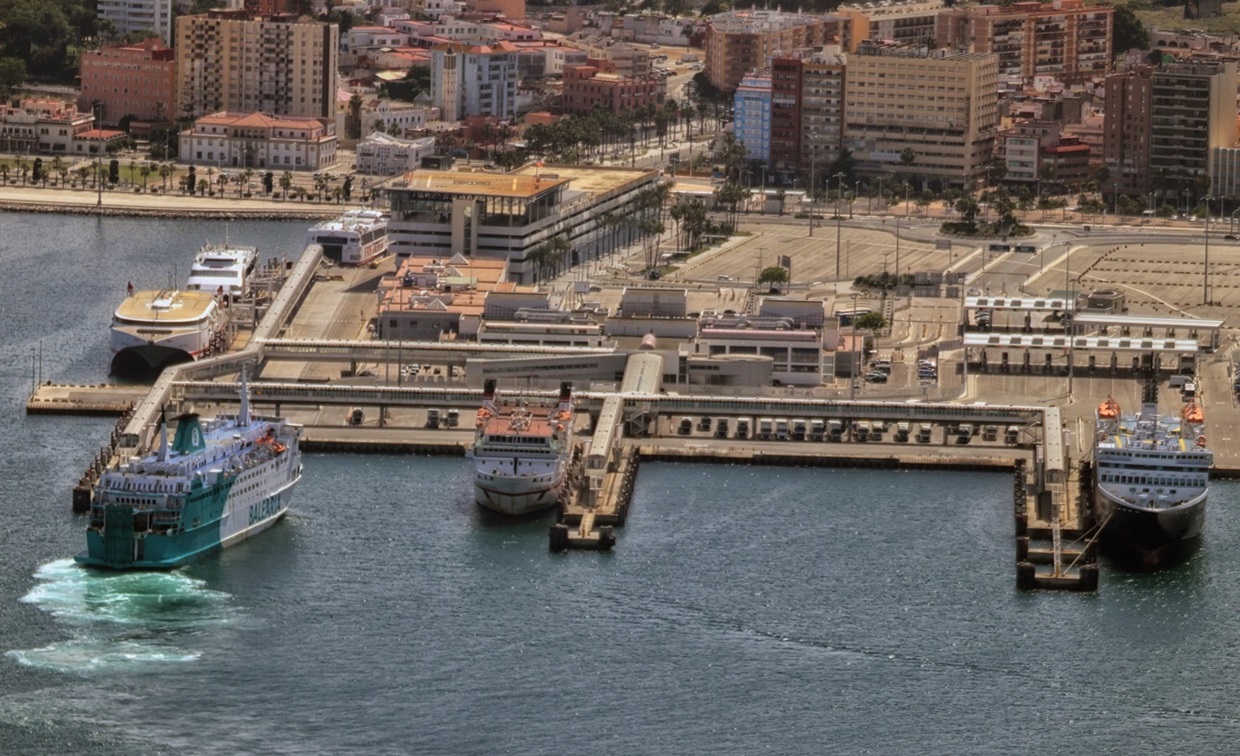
[4,213,1240,753]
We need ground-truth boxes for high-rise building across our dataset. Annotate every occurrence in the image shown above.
[1105,61,1236,199]
[769,57,802,183]
[79,38,177,127]
[936,0,1112,85]
[733,71,772,166]
[704,10,851,94]
[844,42,998,189]
[431,42,519,122]
[1102,65,1153,197]
[175,10,338,121]
[1151,62,1236,201]
[97,0,174,45]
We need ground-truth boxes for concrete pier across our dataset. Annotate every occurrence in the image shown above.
[1014,458,1100,591]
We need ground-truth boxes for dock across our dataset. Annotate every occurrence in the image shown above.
[1014,457,1100,591]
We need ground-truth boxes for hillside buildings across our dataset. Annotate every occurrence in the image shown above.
[96,0,174,45]
[561,64,665,115]
[355,132,437,175]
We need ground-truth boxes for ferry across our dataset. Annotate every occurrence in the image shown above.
[1093,386,1211,566]
[185,243,258,297]
[306,209,388,266]
[472,380,574,516]
[109,287,228,378]
[76,376,303,570]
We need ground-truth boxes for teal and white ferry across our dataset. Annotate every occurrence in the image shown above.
[76,380,302,570]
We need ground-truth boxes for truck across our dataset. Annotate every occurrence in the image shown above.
[774,418,790,441]
[1005,425,1020,445]
[828,420,844,442]
[895,422,911,442]
[446,409,460,428]
[982,424,997,442]
[426,408,440,429]
[916,423,933,443]
[736,418,751,439]
[792,419,807,441]
[758,418,774,440]
[810,419,826,441]
[956,424,973,443]
[854,421,871,442]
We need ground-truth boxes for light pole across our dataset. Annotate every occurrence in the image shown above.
[851,180,859,219]
[895,215,901,281]
[1203,195,1214,305]
[834,171,846,279]
[849,291,859,400]
[808,153,817,237]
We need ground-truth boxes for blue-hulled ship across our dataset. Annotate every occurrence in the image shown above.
[76,378,302,570]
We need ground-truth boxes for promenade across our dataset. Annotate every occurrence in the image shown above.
[0,182,341,219]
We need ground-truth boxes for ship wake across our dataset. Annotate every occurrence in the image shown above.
[6,558,236,674]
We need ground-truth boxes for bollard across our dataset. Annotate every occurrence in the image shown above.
[1016,561,1036,590]
[1079,563,1099,591]
[549,523,570,552]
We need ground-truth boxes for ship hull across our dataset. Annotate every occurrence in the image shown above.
[474,466,563,516]
[1093,486,1206,567]
[76,463,301,570]
[110,343,196,379]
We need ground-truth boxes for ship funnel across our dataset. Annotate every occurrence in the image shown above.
[482,379,497,413]
[157,406,169,461]
[557,382,573,412]
[237,367,251,427]
[171,413,207,455]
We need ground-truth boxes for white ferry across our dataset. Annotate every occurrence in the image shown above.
[306,209,389,266]
[185,243,258,297]
[109,287,227,378]
[76,377,302,570]
[472,381,573,516]
[1093,391,1211,566]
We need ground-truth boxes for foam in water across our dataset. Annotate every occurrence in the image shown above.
[6,559,233,674]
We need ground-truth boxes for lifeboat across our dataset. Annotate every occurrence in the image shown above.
[1097,397,1120,419]
[1183,403,1204,424]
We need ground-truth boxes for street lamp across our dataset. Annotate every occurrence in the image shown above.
[851,180,859,219]
[834,171,846,279]
[894,215,901,281]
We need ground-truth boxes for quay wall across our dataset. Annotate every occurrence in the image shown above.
[0,198,337,221]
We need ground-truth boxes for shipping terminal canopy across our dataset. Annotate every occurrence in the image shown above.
[965,296,1074,312]
[1070,313,1223,331]
[962,333,1201,353]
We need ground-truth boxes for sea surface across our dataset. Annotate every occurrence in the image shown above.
[4,213,1240,754]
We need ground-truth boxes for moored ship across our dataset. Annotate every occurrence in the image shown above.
[76,377,303,570]
[472,380,573,516]
[306,209,388,266]
[185,242,258,297]
[109,287,229,378]
[1093,385,1211,566]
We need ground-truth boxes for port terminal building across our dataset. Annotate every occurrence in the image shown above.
[383,165,661,284]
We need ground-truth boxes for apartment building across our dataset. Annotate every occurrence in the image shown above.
[560,64,665,115]
[78,38,177,127]
[430,42,519,122]
[1105,61,1237,198]
[839,0,945,46]
[937,0,1112,85]
[799,48,847,182]
[733,71,772,165]
[97,0,174,45]
[997,120,1061,184]
[175,10,338,121]
[769,57,801,182]
[843,42,999,189]
[704,10,851,93]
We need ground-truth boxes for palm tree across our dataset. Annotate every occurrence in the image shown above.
[159,162,172,192]
[51,156,64,187]
[139,163,151,191]
[279,171,293,199]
